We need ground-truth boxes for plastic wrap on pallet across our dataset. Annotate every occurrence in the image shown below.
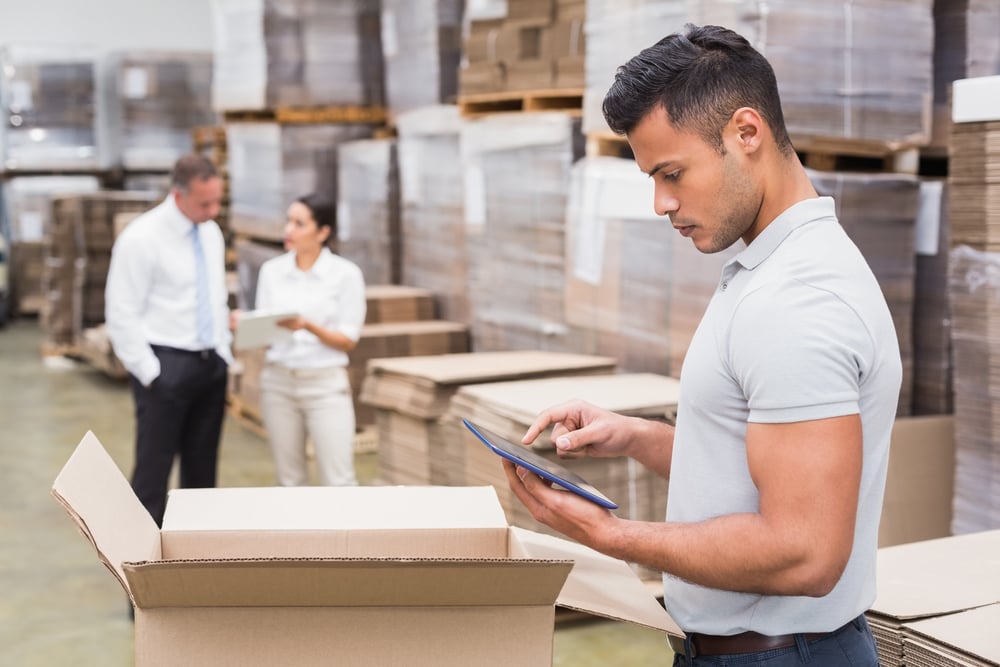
[459,112,588,353]
[234,236,283,309]
[210,0,384,111]
[109,51,216,171]
[1,176,100,243]
[337,138,400,285]
[0,44,112,171]
[583,0,934,147]
[808,169,919,417]
[382,0,464,114]
[947,244,1000,534]
[226,122,375,242]
[395,105,470,323]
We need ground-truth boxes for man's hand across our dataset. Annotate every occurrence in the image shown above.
[522,400,637,459]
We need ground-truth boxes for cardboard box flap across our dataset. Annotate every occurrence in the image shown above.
[510,527,682,636]
[124,558,574,608]
[51,431,161,601]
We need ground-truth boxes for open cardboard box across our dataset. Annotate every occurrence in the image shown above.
[52,432,681,666]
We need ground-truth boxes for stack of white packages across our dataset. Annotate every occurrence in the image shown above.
[110,51,216,170]
[460,112,588,354]
[584,0,934,148]
[210,0,384,111]
[0,45,112,170]
[336,138,401,285]
[395,105,470,323]
[808,170,920,416]
[381,0,464,114]
[2,176,101,243]
[564,156,736,376]
[226,122,375,242]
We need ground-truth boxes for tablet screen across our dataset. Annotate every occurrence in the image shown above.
[462,419,618,510]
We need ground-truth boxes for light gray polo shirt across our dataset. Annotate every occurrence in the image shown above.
[664,196,902,635]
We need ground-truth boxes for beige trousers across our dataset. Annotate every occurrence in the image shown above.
[259,364,357,486]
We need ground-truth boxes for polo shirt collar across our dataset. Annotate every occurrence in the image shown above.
[733,196,837,271]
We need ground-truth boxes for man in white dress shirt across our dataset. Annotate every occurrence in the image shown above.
[105,154,231,526]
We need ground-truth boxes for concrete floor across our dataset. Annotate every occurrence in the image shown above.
[0,319,673,666]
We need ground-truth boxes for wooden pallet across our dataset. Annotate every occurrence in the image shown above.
[458,88,584,117]
[223,105,387,125]
[585,132,633,159]
[792,135,942,175]
[40,340,81,359]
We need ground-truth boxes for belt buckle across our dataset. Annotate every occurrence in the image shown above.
[200,349,210,360]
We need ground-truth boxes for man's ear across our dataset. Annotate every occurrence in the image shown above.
[729,107,763,153]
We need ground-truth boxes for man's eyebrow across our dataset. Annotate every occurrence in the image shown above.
[644,160,675,178]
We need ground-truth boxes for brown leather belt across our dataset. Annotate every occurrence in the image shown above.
[667,625,839,659]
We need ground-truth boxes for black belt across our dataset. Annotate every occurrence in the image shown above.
[668,616,858,658]
[151,344,215,360]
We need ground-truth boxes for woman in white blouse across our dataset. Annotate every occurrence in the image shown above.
[253,194,367,486]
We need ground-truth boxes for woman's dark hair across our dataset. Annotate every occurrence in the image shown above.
[296,193,336,233]
[602,24,794,155]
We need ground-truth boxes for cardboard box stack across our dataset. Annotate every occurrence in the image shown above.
[109,50,216,171]
[583,0,934,149]
[359,350,616,485]
[396,105,470,323]
[444,373,680,541]
[0,44,112,170]
[808,170,920,417]
[210,0,384,111]
[336,138,401,285]
[52,432,681,666]
[945,76,1000,535]
[380,0,464,114]
[867,530,1000,666]
[912,180,953,415]
[459,0,586,95]
[226,122,376,242]
[564,157,737,376]
[461,112,588,353]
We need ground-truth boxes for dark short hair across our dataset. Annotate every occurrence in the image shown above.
[296,193,335,233]
[602,24,794,155]
[171,154,218,191]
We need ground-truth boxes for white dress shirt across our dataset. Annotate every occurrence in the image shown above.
[105,195,232,386]
[255,248,366,369]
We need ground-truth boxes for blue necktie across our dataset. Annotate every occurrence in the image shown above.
[190,225,214,349]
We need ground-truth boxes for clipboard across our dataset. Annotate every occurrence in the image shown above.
[233,309,299,350]
[462,419,619,510]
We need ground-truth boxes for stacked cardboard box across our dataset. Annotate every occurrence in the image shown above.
[461,112,588,353]
[210,0,384,111]
[583,0,934,149]
[226,122,375,242]
[363,285,435,324]
[0,44,111,170]
[380,0,464,114]
[9,241,45,316]
[867,531,1000,666]
[912,180,953,415]
[460,0,586,95]
[110,51,216,170]
[396,105,470,323]
[359,351,616,485]
[443,373,680,549]
[808,170,920,417]
[336,138,400,285]
[564,156,737,376]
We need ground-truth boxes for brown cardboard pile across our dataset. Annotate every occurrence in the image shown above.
[359,351,616,484]
[77,324,127,380]
[460,0,586,95]
[443,372,680,549]
[867,530,1000,666]
[949,120,1000,250]
[52,431,681,666]
[808,170,921,416]
[336,138,401,285]
[210,0,384,111]
[396,105,471,323]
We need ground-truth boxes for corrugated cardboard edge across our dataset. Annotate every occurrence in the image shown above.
[51,431,161,604]
[510,527,683,637]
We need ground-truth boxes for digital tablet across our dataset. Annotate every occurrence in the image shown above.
[462,419,618,510]
[233,309,299,351]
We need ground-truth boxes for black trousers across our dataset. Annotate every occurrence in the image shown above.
[129,346,228,526]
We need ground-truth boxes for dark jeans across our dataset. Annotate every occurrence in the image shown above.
[672,616,879,666]
[129,346,227,526]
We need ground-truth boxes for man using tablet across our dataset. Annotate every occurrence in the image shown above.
[505,25,898,666]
